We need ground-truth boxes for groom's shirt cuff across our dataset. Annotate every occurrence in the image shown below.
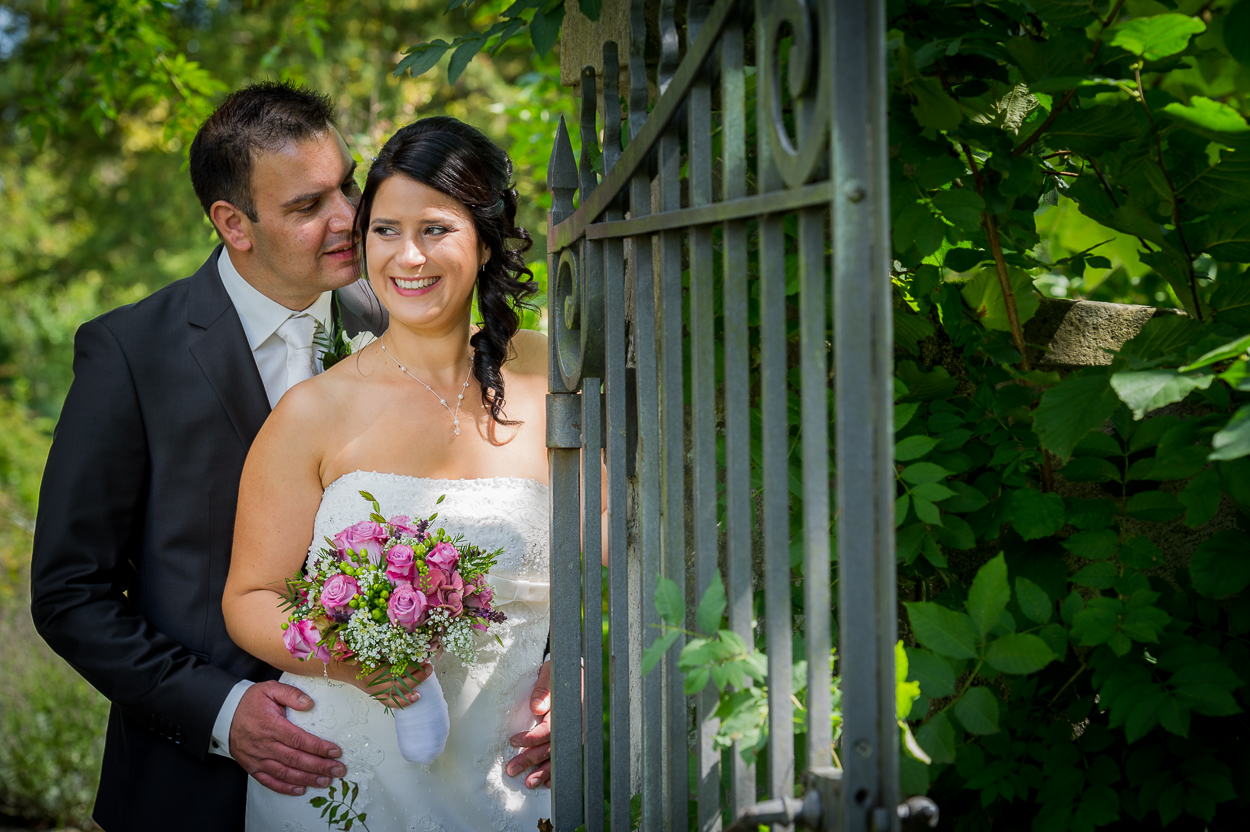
[209,679,255,759]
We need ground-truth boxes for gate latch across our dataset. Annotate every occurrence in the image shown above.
[722,768,938,832]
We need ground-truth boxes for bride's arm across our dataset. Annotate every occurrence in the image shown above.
[223,381,363,686]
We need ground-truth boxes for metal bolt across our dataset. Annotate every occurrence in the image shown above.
[844,180,867,203]
[854,740,873,758]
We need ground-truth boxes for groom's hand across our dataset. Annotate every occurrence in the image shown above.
[506,659,552,788]
[230,681,347,796]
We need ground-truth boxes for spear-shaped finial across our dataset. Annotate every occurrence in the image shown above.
[548,116,578,225]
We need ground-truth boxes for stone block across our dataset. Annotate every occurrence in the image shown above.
[1024,297,1183,369]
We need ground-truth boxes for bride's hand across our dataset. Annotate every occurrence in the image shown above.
[349,661,434,708]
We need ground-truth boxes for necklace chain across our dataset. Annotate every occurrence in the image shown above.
[380,334,473,436]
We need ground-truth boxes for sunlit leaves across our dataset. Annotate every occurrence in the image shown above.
[1108,14,1205,62]
[1209,404,1250,461]
[960,267,1041,333]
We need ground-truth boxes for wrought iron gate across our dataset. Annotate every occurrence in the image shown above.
[545,1,918,829]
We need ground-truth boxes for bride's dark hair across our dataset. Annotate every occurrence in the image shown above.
[354,116,538,425]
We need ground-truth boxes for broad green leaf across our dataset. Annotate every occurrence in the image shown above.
[895,401,920,432]
[916,711,957,764]
[1110,369,1214,420]
[530,2,565,56]
[1125,685,1167,742]
[393,40,450,78]
[985,633,1058,674]
[1029,0,1099,27]
[900,462,952,484]
[894,308,936,354]
[684,666,711,695]
[960,266,1041,333]
[1143,445,1209,481]
[1065,498,1117,529]
[939,481,989,513]
[905,602,980,659]
[1035,370,1121,460]
[1124,491,1184,522]
[1190,530,1250,599]
[895,435,940,461]
[1005,32,1092,92]
[1227,1,1250,67]
[1007,488,1066,540]
[1174,683,1243,717]
[1120,315,1206,362]
[1047,103,1139,155]
[1179,467,1222,528]
[655,576,685,627]
[914,497,943,526]
[935,514,976,550]
[1039,623,1068,660]
[1062,529,1120,561]
[1162,96,1250,138]
[897,361,958,400]
[642,631,680,676]
[910,76,963,131]
[912,482,957,502]
[696,573,727,635]
[1060,457,1121,483]
[1073,561,1118,589]
[966,554,1009,639]
[1071,605,1119,646]
[906,646,957,698]
[955,687,1000,735]
[1180,333,1250,372]
[1210,404,1250,461]
[447,34,488,84]
[1185,207,1250,262]
[931,189,986,231]
[1016,577,1053,624]
[575,0,603,21]
[1108,14,1206,61]
[1119,535,1165,571]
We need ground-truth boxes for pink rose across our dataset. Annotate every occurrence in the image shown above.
[320,574,359,621]
[283,619,331,663]
[387,584,429,632]
[426,541,460,571]
[385,544,417,585]
[465,583,493,610]
[388,516,423,538]
[333,521,389,564]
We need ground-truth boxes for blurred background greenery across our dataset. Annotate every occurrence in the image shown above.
[0,1,570,827]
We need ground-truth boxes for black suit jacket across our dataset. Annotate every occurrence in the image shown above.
[30,248,387,832]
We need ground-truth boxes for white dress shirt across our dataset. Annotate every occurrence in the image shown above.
[208,247,332,759]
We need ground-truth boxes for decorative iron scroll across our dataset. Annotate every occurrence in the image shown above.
[759,0,832,186]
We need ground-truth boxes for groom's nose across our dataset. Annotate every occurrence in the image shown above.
[326,190,355,235]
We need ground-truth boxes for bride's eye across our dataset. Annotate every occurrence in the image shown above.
[371,225,398,237]
[424,225,449,237]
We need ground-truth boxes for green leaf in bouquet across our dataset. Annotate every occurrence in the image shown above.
[436,494,446,504]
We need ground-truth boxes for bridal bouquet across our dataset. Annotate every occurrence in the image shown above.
[279,490,506,764]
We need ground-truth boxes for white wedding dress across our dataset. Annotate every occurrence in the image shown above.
[246,472,552,832]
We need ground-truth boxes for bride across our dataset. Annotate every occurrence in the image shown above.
[223,117,552,832]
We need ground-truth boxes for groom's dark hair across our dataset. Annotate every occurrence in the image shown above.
[189,80,337,224]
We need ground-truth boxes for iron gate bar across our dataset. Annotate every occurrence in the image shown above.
[549,0,737,251]
[755,2,795,824]
[832,0,899,829]
[601,38,635,832]
[687,0,720,827]
[719,10,757,821]
[583,182,837,240]
[580,379,605,832]
[657,4,688,826]
[626,0,664,822]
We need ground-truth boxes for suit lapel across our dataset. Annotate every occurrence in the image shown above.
[186,246,271,446]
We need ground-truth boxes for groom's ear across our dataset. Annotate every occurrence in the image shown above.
[210,200,255,252]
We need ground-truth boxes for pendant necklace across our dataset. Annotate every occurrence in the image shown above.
[380,334,473,436]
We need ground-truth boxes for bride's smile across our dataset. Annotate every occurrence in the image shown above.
[365,175,488,328]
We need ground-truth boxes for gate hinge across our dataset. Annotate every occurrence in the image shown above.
[722,768,938,832]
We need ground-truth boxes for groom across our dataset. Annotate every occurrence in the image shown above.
[31,81,550,831]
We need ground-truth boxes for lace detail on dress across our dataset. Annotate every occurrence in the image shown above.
[248,473,551,832]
